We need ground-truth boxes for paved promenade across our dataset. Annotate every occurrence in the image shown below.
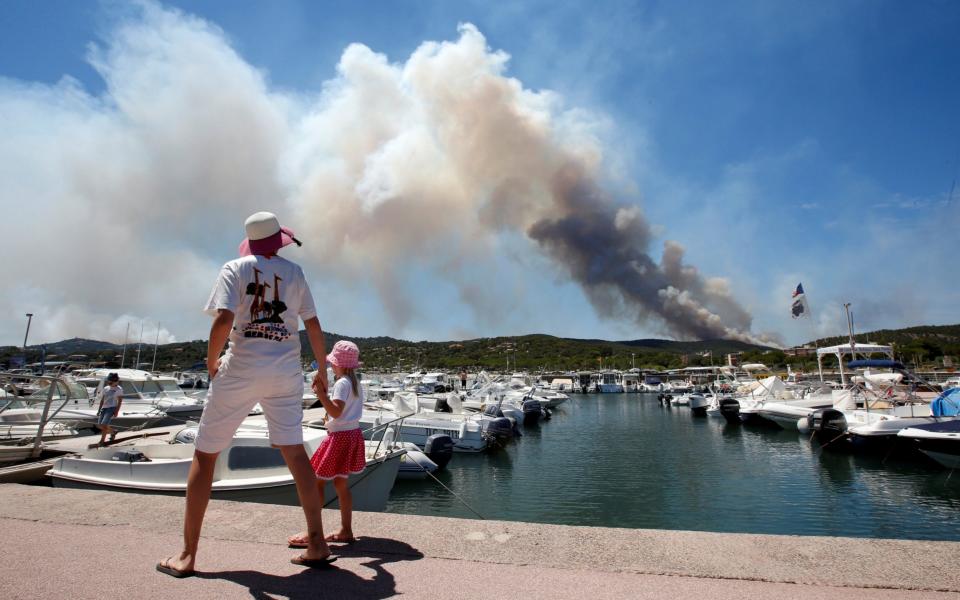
[1,484,958,599]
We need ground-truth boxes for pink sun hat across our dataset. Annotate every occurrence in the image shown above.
[239,211,302,257]
[327,340,360,369]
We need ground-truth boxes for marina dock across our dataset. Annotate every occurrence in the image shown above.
[1,484,957,599]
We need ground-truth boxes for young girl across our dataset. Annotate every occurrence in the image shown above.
[289,340,365,547]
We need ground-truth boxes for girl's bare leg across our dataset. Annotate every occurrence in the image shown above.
[328,477,354,541]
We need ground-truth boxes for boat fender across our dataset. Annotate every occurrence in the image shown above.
[174,427,199,444]
[797,418,810,434]
[423,433,454,470]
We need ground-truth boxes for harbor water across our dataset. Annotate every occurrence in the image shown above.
[385,393,960,541]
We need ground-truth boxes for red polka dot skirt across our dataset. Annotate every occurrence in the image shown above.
[310,428,366,480]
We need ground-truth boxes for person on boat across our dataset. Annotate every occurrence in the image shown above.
[158,211,336,578]
[460,369,468,391]
[288,340,366,547]
[96,372,122,446]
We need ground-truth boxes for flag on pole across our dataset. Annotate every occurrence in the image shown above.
[791,283,811,319]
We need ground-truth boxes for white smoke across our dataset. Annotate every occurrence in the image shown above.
[0,3,773,346]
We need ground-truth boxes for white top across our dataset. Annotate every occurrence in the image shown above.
[204,255,317,374]
[326,376,363,432]
[101,385,122,409]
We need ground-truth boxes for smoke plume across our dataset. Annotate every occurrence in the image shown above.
[0,3,772,345]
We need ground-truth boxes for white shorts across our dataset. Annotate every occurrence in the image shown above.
[194,370,304,454]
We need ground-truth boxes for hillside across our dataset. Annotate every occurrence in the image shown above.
[2,323,956,372]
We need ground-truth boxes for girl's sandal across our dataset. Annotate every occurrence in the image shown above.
[287,533,310,549]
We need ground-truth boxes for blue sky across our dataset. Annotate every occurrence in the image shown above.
[0,0,957,347]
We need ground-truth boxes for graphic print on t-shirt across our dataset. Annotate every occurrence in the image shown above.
[242,267,291,342]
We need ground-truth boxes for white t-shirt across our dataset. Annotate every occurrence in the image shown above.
[326,376,363,432]
[204,255,317,375]
[101,385,122,409]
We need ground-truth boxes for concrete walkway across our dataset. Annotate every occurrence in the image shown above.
[1,484,958,599]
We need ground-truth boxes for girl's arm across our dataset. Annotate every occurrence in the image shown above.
[319,396,345,419]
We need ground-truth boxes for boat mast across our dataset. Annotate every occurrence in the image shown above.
[135,321,144,369]
[842,303,856,387]
[120,322,130,369]
[151,323,160,372]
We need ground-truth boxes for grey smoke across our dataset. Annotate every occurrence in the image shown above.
[0,4,774,346]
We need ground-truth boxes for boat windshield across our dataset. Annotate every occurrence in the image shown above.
[136,380,164,398]
[27,380,90,402]
[157,380,186,397]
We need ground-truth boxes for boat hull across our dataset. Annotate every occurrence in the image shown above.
[50,451,401,511]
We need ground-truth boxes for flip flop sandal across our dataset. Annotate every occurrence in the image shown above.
[325,535,357,544]
[156,561,196,578]
[291,555,337,569]
[287,535,309,549]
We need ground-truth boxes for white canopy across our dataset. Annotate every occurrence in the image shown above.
[816,343,893,357]
[816,343,894,385]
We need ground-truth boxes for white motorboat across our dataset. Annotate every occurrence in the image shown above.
[804,359,946,452]
[48,424,404,510]
[596,371,625,393]
[350,392,508,453]
[897,392,960,467]
[15,378,166,432]
[75,369,206,425]
[754,382,836,430]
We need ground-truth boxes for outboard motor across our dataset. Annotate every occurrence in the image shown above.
[482,403,504,418]
[481,417,514,449]
[423,433,454,469]
[807,408,848,446]
[521,398,543,426]
[719,398,741,424]
[483,403,521,436]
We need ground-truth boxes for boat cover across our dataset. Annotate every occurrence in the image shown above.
[931,388,960,417]
[847,359,906,370]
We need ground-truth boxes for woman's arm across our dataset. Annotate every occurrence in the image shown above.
[207,309,234,378]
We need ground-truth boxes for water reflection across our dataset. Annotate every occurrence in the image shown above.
[385,393,960,540]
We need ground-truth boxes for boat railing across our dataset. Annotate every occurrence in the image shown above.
[0,372,80,458]
[361,411,419,459]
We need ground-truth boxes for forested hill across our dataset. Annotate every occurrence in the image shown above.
[3,323,957,371]
[4,332,774,371]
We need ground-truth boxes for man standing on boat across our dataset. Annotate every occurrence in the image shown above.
[158,211,335,577]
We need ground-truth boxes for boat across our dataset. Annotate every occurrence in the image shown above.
[48,423,404,510]
[895,388,960,467]
[804,358,945,453]
[621,371,640,393]
[350,392,496,454]
[18,375,170,433]
[75,369,206,425]
[0,372,80,472]
[597,371,625,393]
